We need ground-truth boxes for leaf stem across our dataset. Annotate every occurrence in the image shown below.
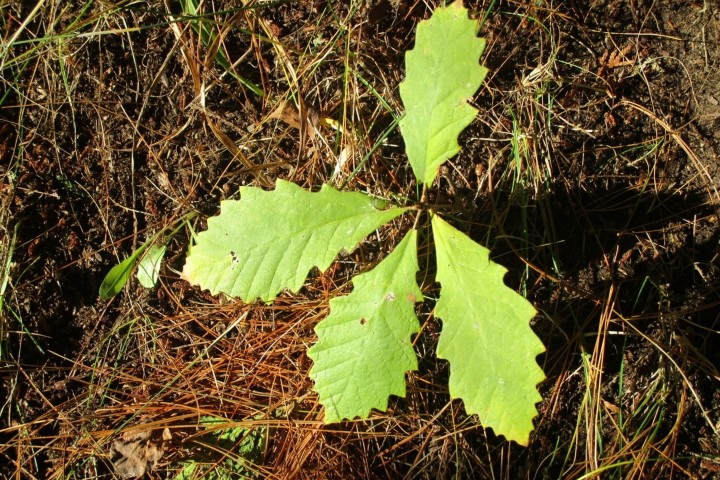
[412,185,428,230]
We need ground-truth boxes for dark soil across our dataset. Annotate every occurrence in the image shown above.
[1,1,719,479]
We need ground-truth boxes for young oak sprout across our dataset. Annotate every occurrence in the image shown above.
[182,1,545,445]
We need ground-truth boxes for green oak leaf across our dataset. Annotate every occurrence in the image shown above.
[308,230,422,422]
[431,214,545,445]
[399,1,488,187]
[182,180,408,302]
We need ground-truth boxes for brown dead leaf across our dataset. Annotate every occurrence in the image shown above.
[597,43,635,77]
[110,428,170,479]
[270,99,320,153]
